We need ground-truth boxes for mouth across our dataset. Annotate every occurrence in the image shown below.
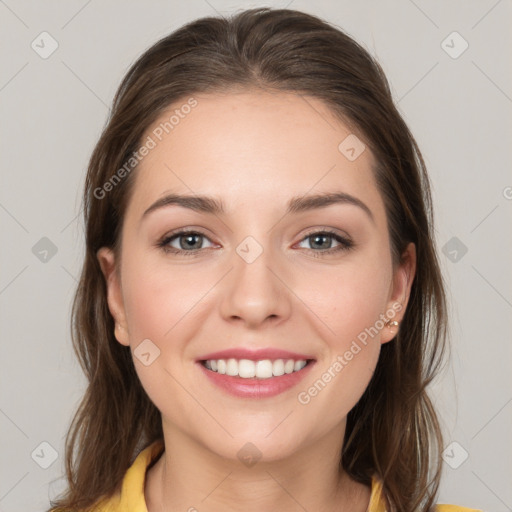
[196,353,316,399]
[200,357,314,379]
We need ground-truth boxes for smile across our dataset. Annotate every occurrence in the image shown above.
[197,358,316,399]
[202,358,310,379]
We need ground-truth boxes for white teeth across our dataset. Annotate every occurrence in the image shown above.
[203,358,310,379]
[217,359,226,374]
[294,360,307,371]
[284,359,295,374]
[226,358,238,376]
[238,359,256,378]
[272,359,285,376]
[256,360,273,379]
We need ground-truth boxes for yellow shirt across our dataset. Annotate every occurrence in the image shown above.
[90,440,481,512]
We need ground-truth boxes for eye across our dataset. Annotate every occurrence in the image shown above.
[296,229,353,255]
[156,228,354,257]
[157,230,215,255]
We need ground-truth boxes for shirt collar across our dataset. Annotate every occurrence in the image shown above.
[111,439,385,512]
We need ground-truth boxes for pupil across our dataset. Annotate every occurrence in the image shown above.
[182,234,201,249]
[312,234,330,249]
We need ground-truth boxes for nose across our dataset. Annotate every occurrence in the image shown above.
[219,240,292,329]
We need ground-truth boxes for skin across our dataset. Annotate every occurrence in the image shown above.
[97,89,416,512]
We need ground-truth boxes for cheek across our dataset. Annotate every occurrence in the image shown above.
[121,255,210,344]
[299,255,392,347]
[292,253,391,414]
[119,255,211,414]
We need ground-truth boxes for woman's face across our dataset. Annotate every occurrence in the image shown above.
[98,89,415,461]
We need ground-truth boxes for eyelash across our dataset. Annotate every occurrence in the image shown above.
[156,228,354,258]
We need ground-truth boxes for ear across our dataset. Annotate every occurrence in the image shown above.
[381,242,416,344]
[97,247,130,346]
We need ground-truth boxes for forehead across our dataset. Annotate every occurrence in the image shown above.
[125,89,385,223]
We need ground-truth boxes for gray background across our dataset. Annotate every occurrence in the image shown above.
[1,1,511,511]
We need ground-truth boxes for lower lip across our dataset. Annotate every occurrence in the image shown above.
[197,361,316,399]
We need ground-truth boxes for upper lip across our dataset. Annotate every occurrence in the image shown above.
[197,348,315,362]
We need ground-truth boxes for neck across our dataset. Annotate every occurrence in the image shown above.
[145,420,371,512]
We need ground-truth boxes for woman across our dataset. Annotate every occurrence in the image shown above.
[49,7,480,512]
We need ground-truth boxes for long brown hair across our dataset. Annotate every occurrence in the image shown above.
[49,8,448,511]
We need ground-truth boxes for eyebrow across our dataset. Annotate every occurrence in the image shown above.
[141,191,374,223]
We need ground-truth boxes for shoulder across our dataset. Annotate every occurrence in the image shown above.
[436,505,483,512]
[98,439,164,511]
[369,475,482,512]
[50,440,165,512]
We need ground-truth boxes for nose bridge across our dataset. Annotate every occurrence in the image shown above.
[219,232,291,326]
